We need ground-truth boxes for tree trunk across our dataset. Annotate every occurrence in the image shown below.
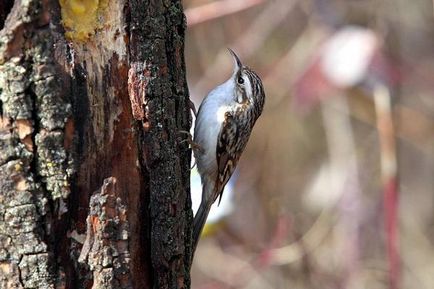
[0,1,192,288]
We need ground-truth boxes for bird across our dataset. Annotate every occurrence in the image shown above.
[192,49,265,254]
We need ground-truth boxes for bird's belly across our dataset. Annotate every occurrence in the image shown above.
[194,103,229,179]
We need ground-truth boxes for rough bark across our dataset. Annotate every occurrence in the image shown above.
[78,177,132,288]
[0,1,192,288]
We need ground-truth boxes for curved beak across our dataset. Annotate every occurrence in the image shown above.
[228,48,242,73]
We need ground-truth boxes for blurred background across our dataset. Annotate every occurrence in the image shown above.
[184,0,434,288]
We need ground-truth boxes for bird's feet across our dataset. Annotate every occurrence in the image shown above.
[179,130,203,154]
[179,130,202,170]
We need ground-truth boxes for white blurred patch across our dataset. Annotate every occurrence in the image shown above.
[303,163,345,210]
[320,26,378,88]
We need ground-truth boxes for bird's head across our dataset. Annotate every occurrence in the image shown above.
[228,48,265,109]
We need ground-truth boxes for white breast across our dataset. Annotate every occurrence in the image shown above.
[194,79,235,179]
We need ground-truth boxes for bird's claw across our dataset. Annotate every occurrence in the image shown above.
[189,100,197,118]
[179,130,201,170]
[179,130,203,154]
[190,160,197,170]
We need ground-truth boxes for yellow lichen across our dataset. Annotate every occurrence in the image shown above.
[59,0,109,41]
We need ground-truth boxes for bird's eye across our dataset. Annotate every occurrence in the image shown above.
[237,76,244,84]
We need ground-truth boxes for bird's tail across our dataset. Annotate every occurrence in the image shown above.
[192,201,211,255]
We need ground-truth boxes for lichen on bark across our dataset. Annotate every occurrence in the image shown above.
[0,0,71,287]
[0,1,71,201]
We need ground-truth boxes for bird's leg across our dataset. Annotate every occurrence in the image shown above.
[179,130,203,154]
[179,130,202,170]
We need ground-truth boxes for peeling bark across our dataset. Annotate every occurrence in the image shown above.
[78,177,132,289]
[0,0,192,288]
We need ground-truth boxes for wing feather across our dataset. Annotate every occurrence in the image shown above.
[215,110,248,204]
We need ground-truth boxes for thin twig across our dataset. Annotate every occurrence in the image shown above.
[373,84,400,289]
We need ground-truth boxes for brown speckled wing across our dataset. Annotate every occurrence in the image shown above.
[215,111,241,204]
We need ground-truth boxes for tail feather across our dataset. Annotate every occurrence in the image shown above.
[192,202,211,254]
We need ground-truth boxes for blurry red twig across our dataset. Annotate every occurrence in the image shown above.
[373,84,400,289]
[256,215,291,268]
[185,0,266,27]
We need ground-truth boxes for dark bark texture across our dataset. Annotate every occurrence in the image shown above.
[0,1,192,288]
